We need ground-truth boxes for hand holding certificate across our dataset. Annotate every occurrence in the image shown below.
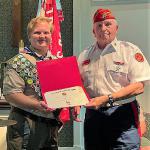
[36,56,89,109]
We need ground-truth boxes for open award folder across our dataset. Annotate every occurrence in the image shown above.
[36,56,89,109]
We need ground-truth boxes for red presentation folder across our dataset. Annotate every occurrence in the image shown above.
[36,56,89,108]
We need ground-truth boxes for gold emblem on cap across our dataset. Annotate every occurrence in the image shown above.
[102,12,111,19]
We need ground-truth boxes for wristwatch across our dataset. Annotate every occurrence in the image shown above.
[108,94,114,106]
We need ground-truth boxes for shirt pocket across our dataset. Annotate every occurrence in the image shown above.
[81,64,94,86]
[106,64,129,86]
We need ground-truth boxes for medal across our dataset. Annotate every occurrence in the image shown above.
[12,64,17,69]
[16,66,22,72]
[27,78,33,85]
[25,61,30,66]
[21,57,26,62]
[17,61,21,65]
[20,64,26,69]
[28,72,33,77]
[32,68,37,73]
[24,68,29,74]
[115,65,121,72]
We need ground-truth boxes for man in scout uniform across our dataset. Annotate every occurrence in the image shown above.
[78,8,150,150]
[3,16,62,150]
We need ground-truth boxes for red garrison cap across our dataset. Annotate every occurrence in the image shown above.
[93,8,116,23]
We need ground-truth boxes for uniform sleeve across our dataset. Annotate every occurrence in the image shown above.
[3,68,25,95]
[128,46,150,85]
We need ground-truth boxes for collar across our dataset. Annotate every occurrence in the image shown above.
[95,38,118,51]
[86,38,118,58]
[111,38,118,51]
[96,38,119,55]
[24,46,57,60]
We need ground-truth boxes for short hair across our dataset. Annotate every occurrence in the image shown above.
[27,16,53,39]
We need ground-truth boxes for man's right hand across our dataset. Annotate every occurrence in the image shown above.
[37,101,56,113]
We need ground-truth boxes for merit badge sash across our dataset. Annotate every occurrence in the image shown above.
[7,53,41,97]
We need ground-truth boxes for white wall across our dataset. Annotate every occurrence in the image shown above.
[73,1,150,149]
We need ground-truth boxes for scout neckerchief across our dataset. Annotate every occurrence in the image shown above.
[24,46,44,60]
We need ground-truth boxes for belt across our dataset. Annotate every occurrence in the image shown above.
[102,96,136,108]
[12,107,60,125]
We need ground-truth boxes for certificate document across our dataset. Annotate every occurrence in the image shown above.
[44,86,88,108]
[36,56,89,108]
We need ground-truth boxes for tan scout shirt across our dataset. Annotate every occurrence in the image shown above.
[3,50,57,119]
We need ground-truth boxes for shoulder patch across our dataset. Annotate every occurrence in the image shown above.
[135,53,144,62]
